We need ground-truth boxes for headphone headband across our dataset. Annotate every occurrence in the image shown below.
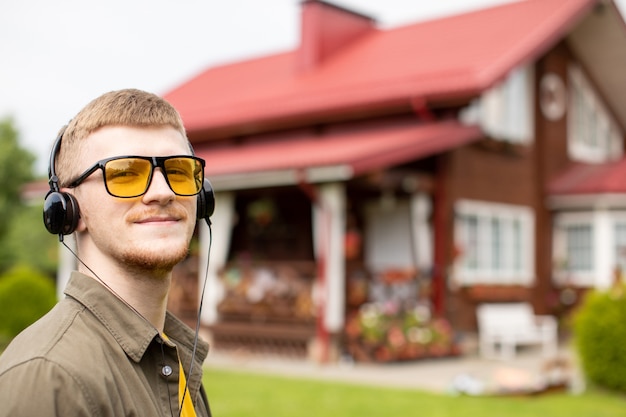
[48,125,68,193]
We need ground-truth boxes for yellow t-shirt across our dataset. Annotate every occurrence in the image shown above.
[177,356,196,417]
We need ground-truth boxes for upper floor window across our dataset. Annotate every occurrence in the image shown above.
[460,66,534,144]
[454,200,534,286]
[567,65,623,163]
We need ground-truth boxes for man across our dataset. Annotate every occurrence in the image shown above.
[0,89,212,416]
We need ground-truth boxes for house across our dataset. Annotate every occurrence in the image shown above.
[163,0,626,361]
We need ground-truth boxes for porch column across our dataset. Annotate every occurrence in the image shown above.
[313,183,346,333]
[197,191,235,325]
[410,193,433,271]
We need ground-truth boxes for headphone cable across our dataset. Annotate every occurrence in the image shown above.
[61,221,213,416]
[178,221,212,417]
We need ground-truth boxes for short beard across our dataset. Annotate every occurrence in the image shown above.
[119,245,189,276]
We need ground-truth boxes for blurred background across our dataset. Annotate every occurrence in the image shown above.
[2,1,626,413]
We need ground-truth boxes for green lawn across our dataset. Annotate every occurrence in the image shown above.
[203,367,626,417]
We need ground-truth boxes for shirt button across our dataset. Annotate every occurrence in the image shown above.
[161,365,173,377]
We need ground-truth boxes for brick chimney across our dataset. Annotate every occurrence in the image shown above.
[298,0,376,72]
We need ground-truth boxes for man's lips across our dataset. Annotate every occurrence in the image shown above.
[130,210,186,224]
[135,216,180,224]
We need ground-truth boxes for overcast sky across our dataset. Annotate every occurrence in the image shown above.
[2,0,625,175]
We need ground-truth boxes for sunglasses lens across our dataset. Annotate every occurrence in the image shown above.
[164,157,204,196]
[104,158,152,197]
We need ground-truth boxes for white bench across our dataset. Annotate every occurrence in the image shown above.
[476,302,558,360]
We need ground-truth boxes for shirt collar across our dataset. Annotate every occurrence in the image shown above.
[63,271,209,364]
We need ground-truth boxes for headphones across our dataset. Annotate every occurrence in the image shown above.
[43,125,215,240]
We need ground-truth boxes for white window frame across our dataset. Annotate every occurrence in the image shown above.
[567,64,623,163]
[454,200,535,286]
[553,210,618,289]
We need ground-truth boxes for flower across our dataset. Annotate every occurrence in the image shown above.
[346,301,456,362]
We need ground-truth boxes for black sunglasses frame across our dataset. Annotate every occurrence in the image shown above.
[67,155,206,198]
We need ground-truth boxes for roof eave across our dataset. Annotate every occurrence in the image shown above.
[548,192,626,210]
[185,84,483,140]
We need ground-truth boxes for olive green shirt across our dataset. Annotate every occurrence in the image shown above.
[0,271,211,417]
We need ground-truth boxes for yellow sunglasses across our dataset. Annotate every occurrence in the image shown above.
[67,155,205,198]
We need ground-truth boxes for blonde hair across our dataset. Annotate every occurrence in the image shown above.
[55,89,188,186]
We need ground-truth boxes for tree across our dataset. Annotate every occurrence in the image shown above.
[573,285,626,393]
[0,118,35,237]
[0,118,57,275]
[0,204,59,275]
[0,264,57,346]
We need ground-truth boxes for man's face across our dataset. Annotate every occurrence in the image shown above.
[70,125,197,274]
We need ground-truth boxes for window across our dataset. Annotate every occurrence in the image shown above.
[454,200,534,285]
[564,224,593,272]
[613,223,626,273]
[460,65,534,144]
[553,214,594,286]
[552,211,621,288]
[567,65,623,163]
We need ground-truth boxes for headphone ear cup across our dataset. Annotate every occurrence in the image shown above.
[197,178,215,222]
[43,191,80,236]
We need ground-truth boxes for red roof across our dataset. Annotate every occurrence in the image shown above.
[164,0,596,135]
[198,121,481,180]
[549,160,626,195]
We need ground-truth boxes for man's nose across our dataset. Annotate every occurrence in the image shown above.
[143,168,175,202]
